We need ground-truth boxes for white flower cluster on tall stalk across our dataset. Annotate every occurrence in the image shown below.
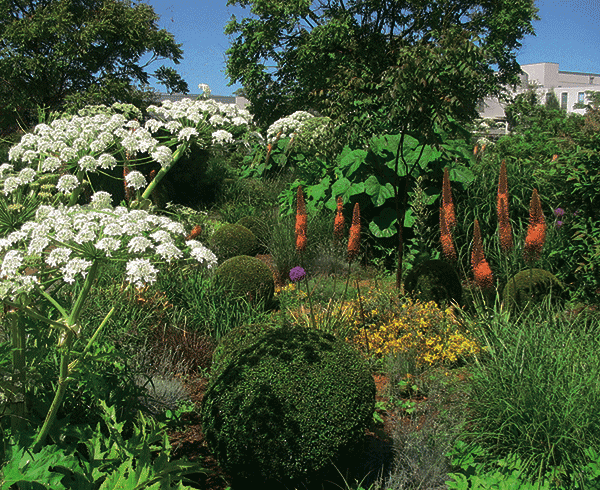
[146,97,253,146]
[0,193,217,299]
[266,111,314,144]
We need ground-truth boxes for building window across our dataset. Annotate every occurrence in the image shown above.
[561,92,568,110]
[578,92,586,104]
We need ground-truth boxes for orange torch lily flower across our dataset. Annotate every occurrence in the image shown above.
[334,196,345,243]
[472,219,494,290]
[497,160,513,252]
[347,203,361,263]
[440,206,457,261]
[442,167,457,231]
[524,188,546,261]
[295,186,308,253]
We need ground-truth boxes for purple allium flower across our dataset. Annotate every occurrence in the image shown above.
[289,266,306,282]
[554,208,565,217]
[556,220,563,228]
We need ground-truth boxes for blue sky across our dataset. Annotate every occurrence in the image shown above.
[143,0,600,97]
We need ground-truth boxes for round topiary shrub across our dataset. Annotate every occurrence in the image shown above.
[236,216,271,254]
[209,223,258,262]
[502,268,565,311]
[211,322,276,377]
[404,259,463,306]
[201,326,376,486]
[214,255,275,304]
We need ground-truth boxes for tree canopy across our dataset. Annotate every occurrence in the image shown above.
[0,0,188,131]
[225,0,538,144]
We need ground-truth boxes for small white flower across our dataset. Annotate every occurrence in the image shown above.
[187,241,218,268]
[126,258,158,287]
[145,119,164,133]
[56,175,80,194]
[60,147,78,162]
[22,150,38,163]
[74,225,96,244]
[41,156,62,172]
[61,257,92,284]
[89,191,112,209]
[97,153,117,170]
[0,163,14,177]
[165,121,183,133]
[1,250,23,277]
[3,177,21,195]
[125,170,147,190]
[78,155,98,172]
[212,130,233,145]
[27,237,50,256]
[151,146,173,168]
[18,167,36,185]
[209,114,226,126]
[177,127,198,142]
[46,247,72,267]
[95,237,121,256]
[127,236,153,254]
[155,242,183,262]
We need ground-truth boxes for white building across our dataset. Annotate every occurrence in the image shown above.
[479,62,600,119]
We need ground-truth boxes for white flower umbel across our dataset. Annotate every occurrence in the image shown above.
[0,203,218,299]
[126,258,158,288]
[212,130,234,145]
[267,111,314,144]
[124,171,147,190]
[56,175,80,194]
[89,191,112,209]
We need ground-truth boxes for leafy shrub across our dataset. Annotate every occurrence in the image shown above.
[404,259,463,306]
[214,254,275,305]
[201,326,375,486]
[236,215,271,253]
[209,223,258,262]
[502,268,565,311]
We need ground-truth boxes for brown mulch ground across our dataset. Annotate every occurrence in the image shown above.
[166,373,403,490]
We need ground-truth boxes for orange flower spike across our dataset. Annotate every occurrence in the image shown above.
[295,186,308,253]
[552,154,558,162]
[497,160,513,252]
[347,203,361,263]
[186,225,202,241]
[442,167,456,231]
[471,219,494,290]
[333,196,345,243]
[440,206,457,261]
[524,188,546,261]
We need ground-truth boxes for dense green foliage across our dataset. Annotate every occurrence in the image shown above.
[201,326,375,485]
[0,0,187,132]
[404,259,463,306]
[225,0,537,142]
[209,223,258,261]
[235,215,271,253]
[214,254,275,304]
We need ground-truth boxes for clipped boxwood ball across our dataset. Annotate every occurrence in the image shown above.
[211,322,276,377]
[209,223,258,262]
[503,268,565,311]
[201,326,376,485]
[236,216,271,254]
[214,255,274,304]
[404,259,463,306]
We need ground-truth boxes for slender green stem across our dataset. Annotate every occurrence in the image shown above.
[68,260,99,326]
[2,301,65,329]
[68,306,115,372]
[141,140,189,200]
[8,309,26,431]
[68,170,86,207]
[303,274,317,330]
[32,330,73,452]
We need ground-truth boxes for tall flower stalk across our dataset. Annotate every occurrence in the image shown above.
[497,160,513,252]
[524,188,546,262]
[333,195,345,244]
[471,219,494,291]
[440,206,457,261]
[295,186,308,254]
[442,167,457,232]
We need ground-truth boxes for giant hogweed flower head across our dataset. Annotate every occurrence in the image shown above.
[471,219,494,291]
[295,186,308,253]
[524,188,546,262]
[266,111,314,144]
[497,160,513,252]
[347,203,361,263]
[0,196,217,299]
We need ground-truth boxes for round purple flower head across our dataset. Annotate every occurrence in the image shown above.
[289,266,306,282]
[556,220,564,228]
[554,208,565,217]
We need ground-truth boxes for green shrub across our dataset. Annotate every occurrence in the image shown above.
[404,259,463,306]
[201,326,376,486]
[211,322,277,377]
[209,223,258,262]
[236,215,271,254]
[214,255,274,305]
[502,268,565,311]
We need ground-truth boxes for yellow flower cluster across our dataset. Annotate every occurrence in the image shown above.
[346,296,481,367]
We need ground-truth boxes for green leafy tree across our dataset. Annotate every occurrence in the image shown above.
[0,0,188,131]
